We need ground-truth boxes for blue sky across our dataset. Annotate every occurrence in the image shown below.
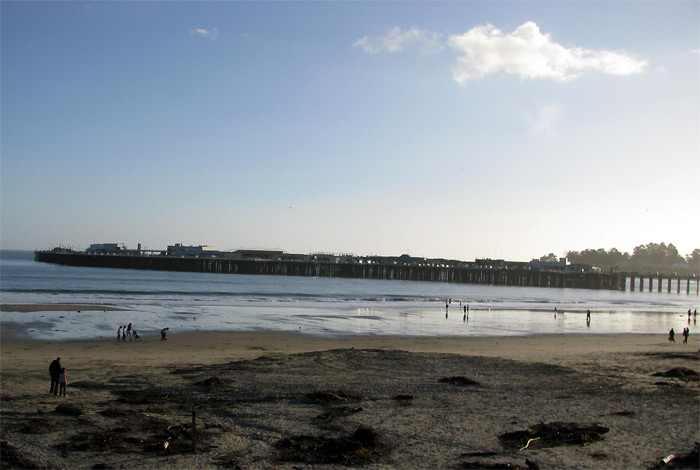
[2,1,699,261]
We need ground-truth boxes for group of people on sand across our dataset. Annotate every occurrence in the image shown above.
[48,357,67,397]
[115,324,171,341]
[667,309,697,344]
[117,323,141,341]
[669,326,691,344]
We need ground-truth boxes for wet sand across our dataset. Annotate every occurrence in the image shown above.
[1,330,698,469]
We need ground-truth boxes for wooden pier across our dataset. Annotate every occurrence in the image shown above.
[626,272,699,294]
[34,250,697,293]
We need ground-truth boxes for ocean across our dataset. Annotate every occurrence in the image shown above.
[0,250,697,340]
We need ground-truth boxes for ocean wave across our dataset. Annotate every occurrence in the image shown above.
[1,288,451,304]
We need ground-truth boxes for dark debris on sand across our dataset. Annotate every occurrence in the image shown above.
[195,377,234,387]
[18,418,53,435]
[274,426,385,465]
[499,422,609,449]
[651,367,699,382]
[649,442,700,469]
[305,390,367,404]
[439,376,481,386]
[54,413,226,457]
[1,440,44,469]
[454,459,540,469]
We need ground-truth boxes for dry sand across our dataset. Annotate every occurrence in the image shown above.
[1,329,698,469]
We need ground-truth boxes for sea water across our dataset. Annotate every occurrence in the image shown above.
[1,250,697,340]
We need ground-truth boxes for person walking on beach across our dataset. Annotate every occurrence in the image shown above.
[668,328,675,343]
[117,326,122,341]
[586,310,591,325]
[682,327,689,344]
[126,323,133,340]
[49,357,62,395]
[161,327,169,341]
[122,326,127,341]
[57,367,67,397]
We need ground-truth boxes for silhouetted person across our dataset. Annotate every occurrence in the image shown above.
[668,328,675,343]
[682,327,689,344]
[161,328,169,341]
[49,357,62,395]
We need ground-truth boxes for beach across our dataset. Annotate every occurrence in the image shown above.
[1,326,698,469]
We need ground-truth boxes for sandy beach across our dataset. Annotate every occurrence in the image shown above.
[1,324,698,470]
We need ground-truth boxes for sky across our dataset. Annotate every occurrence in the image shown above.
[1,1,699,262]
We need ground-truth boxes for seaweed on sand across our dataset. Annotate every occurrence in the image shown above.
[54,418,222,456]
[651,367,699,382]
[314,406,363,424]
[305,391,367,403]
[649,442,700,469]
[499,422,609,450]
[1,440,44,469]
[18,418,53,435]
[439,376,481,386]
[274,426,385,465]
[195,377,233,387]
[455,461,539,469]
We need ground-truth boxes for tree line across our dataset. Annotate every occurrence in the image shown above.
[539,243,700,275]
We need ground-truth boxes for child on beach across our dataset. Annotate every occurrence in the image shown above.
[58,368,67,397]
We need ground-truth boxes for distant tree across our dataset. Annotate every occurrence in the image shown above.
[686,249,700,271]
[566,248,629,270]
[631,242,685,269]
[566,243,697,274]
[539,253,558,262]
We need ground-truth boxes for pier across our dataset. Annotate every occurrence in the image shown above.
[627,273,699,294]
[33,250,698,293]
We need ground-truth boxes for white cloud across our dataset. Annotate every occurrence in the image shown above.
[448,22,648,83]
[189,27,220,40]
[353,27,444,54]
